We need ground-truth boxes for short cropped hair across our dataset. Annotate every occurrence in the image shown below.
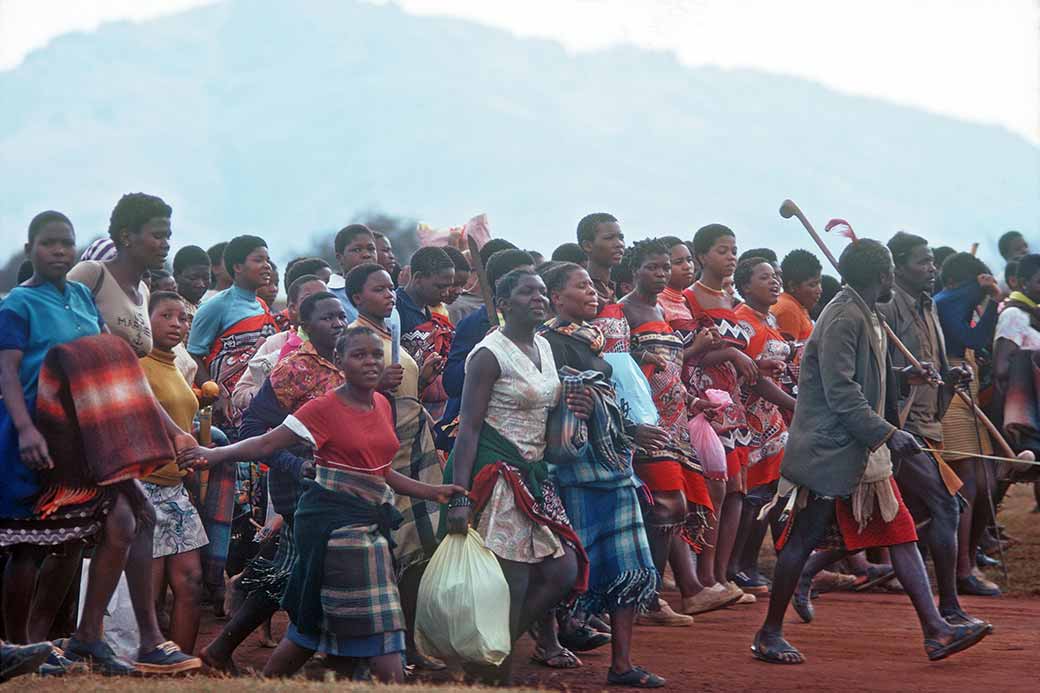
[629,238,670,271]
[28,210,72,244]
[299,291,340,323]
[108,193,171,240]
[551,242,588,265]
[939,252,989,289]
[148,290,184,313]
[692,224,735,257]
[486,249,535,297]
[838,239,892,289]
[442,246,470,273]
[887,231,929,267]
[223,235,267,276]
[576,213,618,246]
[781,249,823,291]
[409,246,454,277]
[334,224,373,255]
[173,245,210,275]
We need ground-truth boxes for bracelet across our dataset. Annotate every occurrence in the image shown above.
[447,495,473,509]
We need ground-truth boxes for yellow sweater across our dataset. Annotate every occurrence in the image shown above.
[140,349,199,485]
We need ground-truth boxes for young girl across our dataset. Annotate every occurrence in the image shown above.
[619,239,725,619]
[0,212,105,647]
[684,224,757,600]
[730,258,796,592]
[189,326,465,683]
[140,291,209,654]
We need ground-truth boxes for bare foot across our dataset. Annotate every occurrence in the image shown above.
[200,646,241,676]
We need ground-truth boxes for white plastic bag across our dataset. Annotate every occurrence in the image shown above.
[77,558,139,659]
[415,529,511,665]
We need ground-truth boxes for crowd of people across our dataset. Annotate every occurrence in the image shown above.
[1,193,1035,685]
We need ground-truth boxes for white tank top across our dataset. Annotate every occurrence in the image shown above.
[466,329,561,460]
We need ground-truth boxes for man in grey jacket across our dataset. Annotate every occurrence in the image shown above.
[751,239,989,665]
[879,232,994,607]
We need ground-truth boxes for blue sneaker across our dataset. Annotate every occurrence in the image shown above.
[62,637,136,676]
[134,641,202,675]
[1,641,53,682]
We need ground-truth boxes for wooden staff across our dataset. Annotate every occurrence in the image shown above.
[467,235,499,328]
[778,198,1028,462]
[921,448,1039,467]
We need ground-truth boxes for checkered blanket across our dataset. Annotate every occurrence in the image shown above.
[34,334,172,517]
[559,459,657,614]
[283,469,405,639]
[389,395,442,574]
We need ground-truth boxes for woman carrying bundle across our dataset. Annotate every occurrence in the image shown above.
[538,261,664,688]
[1,211,199,675]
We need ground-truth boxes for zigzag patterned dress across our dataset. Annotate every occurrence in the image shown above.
[677,289,753,480]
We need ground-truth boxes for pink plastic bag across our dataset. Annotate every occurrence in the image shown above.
[688,389,731,480]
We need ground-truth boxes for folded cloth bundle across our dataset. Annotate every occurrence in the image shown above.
[34,334,173,517]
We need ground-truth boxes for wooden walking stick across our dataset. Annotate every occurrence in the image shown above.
[467,235,499,328]
[778,198,1034,464]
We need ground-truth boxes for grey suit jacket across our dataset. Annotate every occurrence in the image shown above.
[877,286,954,429]
[781,288,898,497]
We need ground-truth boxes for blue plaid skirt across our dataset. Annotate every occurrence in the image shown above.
[559,482,657,614]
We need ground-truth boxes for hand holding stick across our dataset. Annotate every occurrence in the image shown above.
[779,197,1030,463]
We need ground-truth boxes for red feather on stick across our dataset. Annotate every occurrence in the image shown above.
[825,218,858,242]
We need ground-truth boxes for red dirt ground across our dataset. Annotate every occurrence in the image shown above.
[195,483,1040,691]
[200,589,1037,692]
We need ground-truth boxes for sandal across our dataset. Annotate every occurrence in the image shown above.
[853,566,896,592]
[531,645,582,669]
[406,650,447,671]
[750,631,804,665]
[607,665,666,688]
[560,623,612,652]
[940,608,994,634]
[925,622,989,662]
[793,578,814,624]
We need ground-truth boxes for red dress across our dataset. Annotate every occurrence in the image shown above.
[734,305,790,488]
[677,289,752,478]
[628,321,712,513]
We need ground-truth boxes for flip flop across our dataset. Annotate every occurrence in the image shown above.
[925,622,989,662]
[853,567,896,592]
[750,631,805,665]
[607,665,666,688]
[531,646,582,669]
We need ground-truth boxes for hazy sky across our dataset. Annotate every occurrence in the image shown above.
[1,0,1037,144]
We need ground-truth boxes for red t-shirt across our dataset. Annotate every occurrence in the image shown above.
[288,391,400,476]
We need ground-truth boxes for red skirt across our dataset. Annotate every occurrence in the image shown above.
[725,446,750,479]
[833,478,918,551]
[634,459,714,512]
[747,450,782,489]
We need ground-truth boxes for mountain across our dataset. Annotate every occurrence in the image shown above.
[1,0,1037,276]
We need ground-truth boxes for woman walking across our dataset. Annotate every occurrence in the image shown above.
[539,261,664,687]
[190,326,465,682]
[445,268,589,685]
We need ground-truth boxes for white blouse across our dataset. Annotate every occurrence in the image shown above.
[466,329,561,461]
[995,305,1040,350]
